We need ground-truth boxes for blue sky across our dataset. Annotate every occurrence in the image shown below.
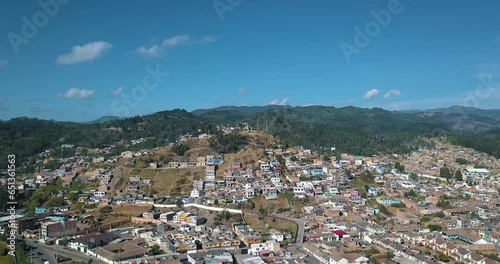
[0,0,499,122]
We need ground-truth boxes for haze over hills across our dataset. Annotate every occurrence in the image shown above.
[1,105,499,170]
[88,105,500,125]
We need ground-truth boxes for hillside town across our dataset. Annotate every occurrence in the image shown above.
[2,128,500,264]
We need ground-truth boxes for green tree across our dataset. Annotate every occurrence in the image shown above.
[259,207,268,215]
[420,216,431,223]
[421,247,431,255]
[67,192,78,202]
[150,244,161,255]
[394,162,405,172]
[454,170,463,181]
[455,158,467,165]
[276,155,286,166]
[439,167,452,178]
[172,143,189,156]
[437,253,449,262]
[405,190,418,198]
[434,212,445,218]
[428,224,442,232]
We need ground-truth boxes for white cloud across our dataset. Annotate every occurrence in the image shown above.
[58,88,95,100]
[162,35,190,47]
[138,35,218,58]
[56,41,113,65]
[0,60,7,69]
[137,45,162,58]
[238,87,247,94]
[110,87,124,97]
[269,98,290,105]
[363,89,380,100]
[383,89,401,98]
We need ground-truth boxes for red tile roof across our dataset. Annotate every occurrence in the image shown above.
[332,230,348,236]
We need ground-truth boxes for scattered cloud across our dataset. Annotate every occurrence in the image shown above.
[56,41,113,65]
[269,98,290,105]
[137,45,162,58]
[238,87,247,94]
[162,35,190,47]
[191,35,219,45]
[110,87,124,97]
[138,35,218,58]
[0,60,7,69]
[58,88,95,100]
[383,89,401,98]
[363,89,379,100]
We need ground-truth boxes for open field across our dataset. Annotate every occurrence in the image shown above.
[243,214,297,239]
[251,196,291,214]
[113,166,204,195]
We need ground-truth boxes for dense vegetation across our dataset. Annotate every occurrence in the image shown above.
[209,131,248,153]
[450,130,500,159]
[0,109,213,168]
[21,178,88,212]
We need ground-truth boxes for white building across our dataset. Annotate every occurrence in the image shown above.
[190,189,201,198]
[248,241,280,256]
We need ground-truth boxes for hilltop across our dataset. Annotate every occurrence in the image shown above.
[109,131,276,196]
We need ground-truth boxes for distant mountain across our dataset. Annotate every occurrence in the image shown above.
[421,105,500,118]
[192,105,291,115]
[87,116,123,124]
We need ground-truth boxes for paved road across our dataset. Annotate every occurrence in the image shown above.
[244,213,306,246]
[25,239,97,264]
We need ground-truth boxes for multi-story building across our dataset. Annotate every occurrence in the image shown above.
[40,219,77,238]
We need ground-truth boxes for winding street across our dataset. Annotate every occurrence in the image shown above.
[243,212,306,246]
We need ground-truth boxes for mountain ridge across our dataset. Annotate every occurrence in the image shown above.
[1,105,499,170]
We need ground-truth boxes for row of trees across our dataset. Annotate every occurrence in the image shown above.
[439,167,463,181]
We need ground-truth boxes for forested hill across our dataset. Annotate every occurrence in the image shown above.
[0,109,214,168]
[1,106,499,169]
[195,105,500,158]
